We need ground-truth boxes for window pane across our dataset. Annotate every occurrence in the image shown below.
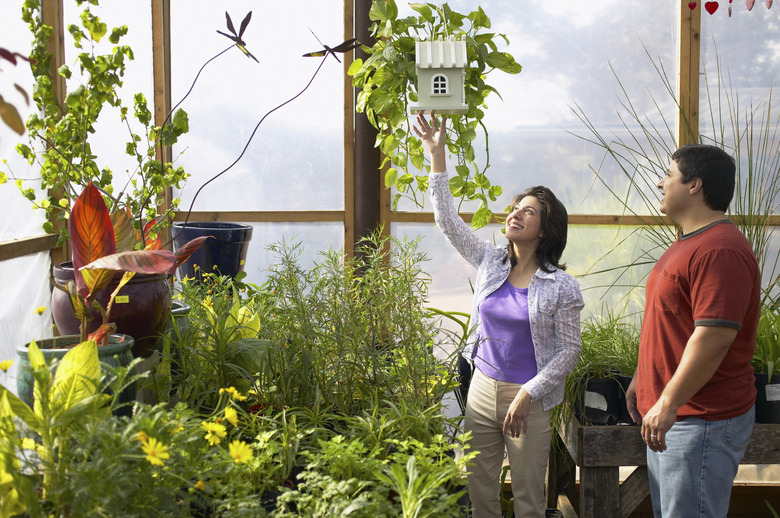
[170,0,344,213]
[395,0,678,215]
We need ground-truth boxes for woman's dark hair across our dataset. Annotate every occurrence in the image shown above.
[506,186,569,272]
[671,144,736,211]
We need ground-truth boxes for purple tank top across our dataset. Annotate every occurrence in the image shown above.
[473,279,538,384]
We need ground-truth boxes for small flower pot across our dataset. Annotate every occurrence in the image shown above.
[754,372,780,424]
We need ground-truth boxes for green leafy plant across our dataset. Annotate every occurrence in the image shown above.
[754,305,780,382]
[247,232,462,417]
[552,307,639,429]
[349,0,522,228]
[9,0,189,245]
[0,340,109,507]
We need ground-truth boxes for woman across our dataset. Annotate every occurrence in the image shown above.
[413,113,584,518]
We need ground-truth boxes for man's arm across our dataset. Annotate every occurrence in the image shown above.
[642,325,737,451]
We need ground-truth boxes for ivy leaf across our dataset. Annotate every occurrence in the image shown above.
[486,52,523,74]
[385,168,398,188]
[472,205,492,229]
[409,3,433,20]
[455,165,470,178]
[347,58,363,76]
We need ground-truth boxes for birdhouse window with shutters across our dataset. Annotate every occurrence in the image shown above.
[411,36,468,114]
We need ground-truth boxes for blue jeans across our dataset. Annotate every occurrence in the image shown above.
[646,407,755,518]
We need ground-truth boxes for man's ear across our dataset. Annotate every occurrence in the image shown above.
[688,177,704,196]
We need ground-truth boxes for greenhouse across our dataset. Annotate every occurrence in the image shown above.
[0,0,778,516]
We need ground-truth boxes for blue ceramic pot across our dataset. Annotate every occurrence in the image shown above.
[172,222,253,282]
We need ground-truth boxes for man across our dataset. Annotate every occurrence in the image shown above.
[626,144,761,517]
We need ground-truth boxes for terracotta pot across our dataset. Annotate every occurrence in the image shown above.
[51,261,172,357]
[15,334,136,412]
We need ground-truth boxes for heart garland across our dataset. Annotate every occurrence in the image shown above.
[691,0,772,11]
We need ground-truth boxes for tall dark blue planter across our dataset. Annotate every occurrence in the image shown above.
[172,222,253,281]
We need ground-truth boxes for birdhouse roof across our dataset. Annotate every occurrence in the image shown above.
[416,37,467,68]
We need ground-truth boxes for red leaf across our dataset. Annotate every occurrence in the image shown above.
[87,323,117,345]
[82,249,178,276]
[142,218,163,250]
[70,183,116,297]
[174,236,212,267]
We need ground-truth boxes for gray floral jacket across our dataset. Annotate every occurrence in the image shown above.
[430,171,584,411]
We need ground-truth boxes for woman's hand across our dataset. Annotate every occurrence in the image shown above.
[503,387,531,438]
[412,112,447,173]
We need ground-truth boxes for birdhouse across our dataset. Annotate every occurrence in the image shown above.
[410,36,468,114]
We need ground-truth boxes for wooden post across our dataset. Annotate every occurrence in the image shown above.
[151,0,173,248]
[677,0,700,147]
[352,0,382,258]
[343,0,356,258]
[41,0,69,266]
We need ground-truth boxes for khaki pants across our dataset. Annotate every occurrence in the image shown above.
[465,368,551,518]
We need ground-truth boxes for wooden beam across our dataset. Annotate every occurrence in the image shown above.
[151,0,173,248]
[352,0,382,253]
[677,0,701,146]
[172,211,345,223]
[41,0,68,266]
[344,0,356,257]
[0,234,59,262]
[619,467,650,518]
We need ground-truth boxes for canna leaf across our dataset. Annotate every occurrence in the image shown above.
[50,340,100,420]
[82,249,178,276]
[70,182,116,297]
[174,236,212,267]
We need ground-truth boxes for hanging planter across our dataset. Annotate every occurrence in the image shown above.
[172,222,253,281]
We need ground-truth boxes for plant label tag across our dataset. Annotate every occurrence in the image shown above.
[584,391,609,411]
[115,295,130,304]
[766,384,780,402]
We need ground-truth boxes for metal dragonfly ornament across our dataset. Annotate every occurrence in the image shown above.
[302,30,360,63]
[216,11,259,63]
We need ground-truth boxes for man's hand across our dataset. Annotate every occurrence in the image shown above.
[641,397,678,452]
[625,373,642,425]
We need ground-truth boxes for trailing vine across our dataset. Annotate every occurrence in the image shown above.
[349,0,522,228]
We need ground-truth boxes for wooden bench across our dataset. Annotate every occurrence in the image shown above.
[546,417,780,518]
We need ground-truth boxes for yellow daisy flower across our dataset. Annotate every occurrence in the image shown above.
[195,480,206,491]
[200,421,227,445]
[224,406,238,427]
[0,359,12,373]
[228,440,253,464]
[141,437,170,466]
[136,430,148,442]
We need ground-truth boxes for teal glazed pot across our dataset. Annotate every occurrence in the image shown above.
[172,222,253,282]
[16,334,136,410]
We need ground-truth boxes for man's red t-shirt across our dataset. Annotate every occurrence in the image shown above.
[636,220,760,421]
